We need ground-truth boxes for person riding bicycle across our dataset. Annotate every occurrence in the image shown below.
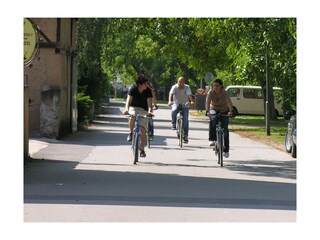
[123,74,153,157]
[168,76,194,143]
[205,79,233,158]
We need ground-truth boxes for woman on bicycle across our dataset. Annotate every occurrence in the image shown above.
[123,74,153,157]
[205,79,234,158]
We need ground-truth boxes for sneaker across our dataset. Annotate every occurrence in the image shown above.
[140,150,146,158]
[183,135,188,143]
[209,141,215,147]
[127,132,133,141]
[172,124,176,130]
[223,152,230,158]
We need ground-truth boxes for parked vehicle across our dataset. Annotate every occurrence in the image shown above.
[225,85,283,117]
[284,110,296,158]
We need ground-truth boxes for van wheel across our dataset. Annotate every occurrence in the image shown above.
[291,143,297,158]
[285,130,292,153]
[232,107,238,117]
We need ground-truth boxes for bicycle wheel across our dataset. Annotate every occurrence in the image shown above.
[133,132,139,164]
[217,131,224,167]
[147,134,151,149]
[216,139,220,165]
[147,120,151,149]
[178,117,183,147]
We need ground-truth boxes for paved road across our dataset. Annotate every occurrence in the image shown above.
[24,100,296,222]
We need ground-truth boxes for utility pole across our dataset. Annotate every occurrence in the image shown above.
[265,41,270,136]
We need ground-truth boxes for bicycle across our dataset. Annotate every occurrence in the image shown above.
[209,111,230,167]
[147,116,153,149]
[175,102,190,148]
[128,114,152,164]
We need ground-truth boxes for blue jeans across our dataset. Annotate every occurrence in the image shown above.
[171,104,189,136]
[209,114,230,152]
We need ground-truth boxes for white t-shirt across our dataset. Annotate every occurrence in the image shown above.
[169,84,192,105]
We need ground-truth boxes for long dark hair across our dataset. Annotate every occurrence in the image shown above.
[213,79,223,88]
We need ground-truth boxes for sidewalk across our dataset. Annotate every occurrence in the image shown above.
[25,100,296,222]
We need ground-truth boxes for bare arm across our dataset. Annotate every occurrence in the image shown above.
[206,90,212,112]
[168,93,173,106]
[123,95,133,114]
[147,97,153,114]
[152,90,157,108]
[226,94,234,115]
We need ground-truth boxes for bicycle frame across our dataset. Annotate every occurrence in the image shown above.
[130,114,151,164]
[177,109,184,147]
[211,113,228,167]
[175,103,189,147]
[215,116,224,166]
[131,115,140,164]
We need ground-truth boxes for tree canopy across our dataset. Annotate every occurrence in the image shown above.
[77,18,296,112]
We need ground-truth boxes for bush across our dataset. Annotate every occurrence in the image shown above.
[77,92,94,127]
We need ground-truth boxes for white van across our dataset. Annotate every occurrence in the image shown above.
[225,85,283,116]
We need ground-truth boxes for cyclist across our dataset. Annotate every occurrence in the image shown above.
[205,79,233,158]
[168,76,194,143]
[123,74,153,157]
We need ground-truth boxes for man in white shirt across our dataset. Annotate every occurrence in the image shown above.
[168,77,194,143]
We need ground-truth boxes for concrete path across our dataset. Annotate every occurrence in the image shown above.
[24,100,296,222]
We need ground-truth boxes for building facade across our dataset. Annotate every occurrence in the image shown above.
[24,18,78,157]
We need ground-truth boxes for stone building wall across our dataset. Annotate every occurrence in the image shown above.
[24,18,77,139]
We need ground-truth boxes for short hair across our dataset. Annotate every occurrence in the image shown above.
[178,77,185,82]
[136,74,148,85]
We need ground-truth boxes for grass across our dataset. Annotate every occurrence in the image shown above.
[191,110,288,151]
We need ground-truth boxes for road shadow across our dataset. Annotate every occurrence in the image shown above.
[24,158,296,211]
[224,159,296,180]
[26,101,296,217]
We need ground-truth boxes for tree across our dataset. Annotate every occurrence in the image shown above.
[77,18,111,108]
[77,18,296,112]
[221,18,296,118]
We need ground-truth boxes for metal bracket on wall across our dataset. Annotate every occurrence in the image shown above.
[28,18,61,53]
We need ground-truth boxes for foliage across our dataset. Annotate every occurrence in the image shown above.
[77,18,112,108]
[221,18,296,112]
[77,18,296,113]
[76,92,94,126]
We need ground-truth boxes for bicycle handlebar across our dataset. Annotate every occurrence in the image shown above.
[168,102,191,107]
[125,113,153,119]
[179,102,190,107]
[216,113,230,117]
[208,112,232,118]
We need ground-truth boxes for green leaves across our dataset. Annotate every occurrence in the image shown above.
[77,18,296,107]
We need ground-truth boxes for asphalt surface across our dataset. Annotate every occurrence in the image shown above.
[24,100,296,222]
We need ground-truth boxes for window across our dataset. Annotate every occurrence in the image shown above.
[227,88,240,97]
[243,89,263,99]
